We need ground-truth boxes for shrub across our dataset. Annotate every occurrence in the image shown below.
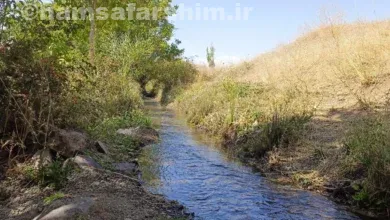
[344,114,390,209]
[0,40,67,162]
[157,60,198,104]
[0,0,189,166]
[59,72,143,129]
[237,112,312,158]
[37,161,72,189]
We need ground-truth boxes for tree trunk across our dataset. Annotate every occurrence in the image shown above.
[88,0,96,65]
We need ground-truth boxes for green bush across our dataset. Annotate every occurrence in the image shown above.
[60,72,143,129]
[345,114,390,209]
[158,60,198,104]
[22,165,39,183]
[37,161,72,190]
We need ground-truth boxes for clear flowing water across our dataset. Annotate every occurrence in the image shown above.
[140,100,359,220]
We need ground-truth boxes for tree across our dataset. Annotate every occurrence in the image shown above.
[88,0,96,65]
[207,44,215,68]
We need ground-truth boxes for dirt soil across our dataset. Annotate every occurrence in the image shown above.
[0,168,190,220]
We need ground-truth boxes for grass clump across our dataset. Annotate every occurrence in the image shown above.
[37,161,72,190]
[238,113,312,159]
[20,160,72,190]
[44,192,65,205]
[344,113,390,210]
[87,110,151,141]
[84,110,152,169]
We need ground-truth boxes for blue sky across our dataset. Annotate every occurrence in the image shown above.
[171,0,390,65]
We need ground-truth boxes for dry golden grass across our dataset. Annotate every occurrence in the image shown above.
[227,20,390,110]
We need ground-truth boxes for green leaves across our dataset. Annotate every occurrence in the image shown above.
[207,44,216,68]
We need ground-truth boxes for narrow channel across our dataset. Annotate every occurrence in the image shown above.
[140,100,359,220]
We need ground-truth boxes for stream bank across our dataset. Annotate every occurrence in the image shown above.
[0,117,190,220]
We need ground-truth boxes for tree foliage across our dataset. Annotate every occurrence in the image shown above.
[0,0,196,167]
[207,44,216,68]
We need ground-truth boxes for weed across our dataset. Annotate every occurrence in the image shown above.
[87,111,151,141]
[44,192,65,205]
[84,112,151,168]
[239,113,312,158]
[353,189,370,207]
[313,147,327,161]
[292,173,313,188]
[22,165,38,182]
[157,217,188,220]
[37,161,72,190]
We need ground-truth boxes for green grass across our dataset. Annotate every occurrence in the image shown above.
[21,160,72,190]
[87,110,151,141]
[344,113,390,209]
[44,192,65,205]
[84,110,152,170]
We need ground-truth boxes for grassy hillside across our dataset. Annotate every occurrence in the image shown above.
[174,20,390,214]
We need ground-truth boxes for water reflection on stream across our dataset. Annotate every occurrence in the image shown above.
[139,100,359,220]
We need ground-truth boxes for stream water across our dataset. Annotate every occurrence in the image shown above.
[139,100,359,220]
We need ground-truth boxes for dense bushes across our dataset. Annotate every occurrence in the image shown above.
[0,39,67,156]
[60,71,143,129]
[158,60,198,104]
[0,0,196,177]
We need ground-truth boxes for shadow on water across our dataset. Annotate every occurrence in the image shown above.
[139,99,360,220]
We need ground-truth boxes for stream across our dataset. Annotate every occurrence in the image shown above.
[139,100,359,220]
